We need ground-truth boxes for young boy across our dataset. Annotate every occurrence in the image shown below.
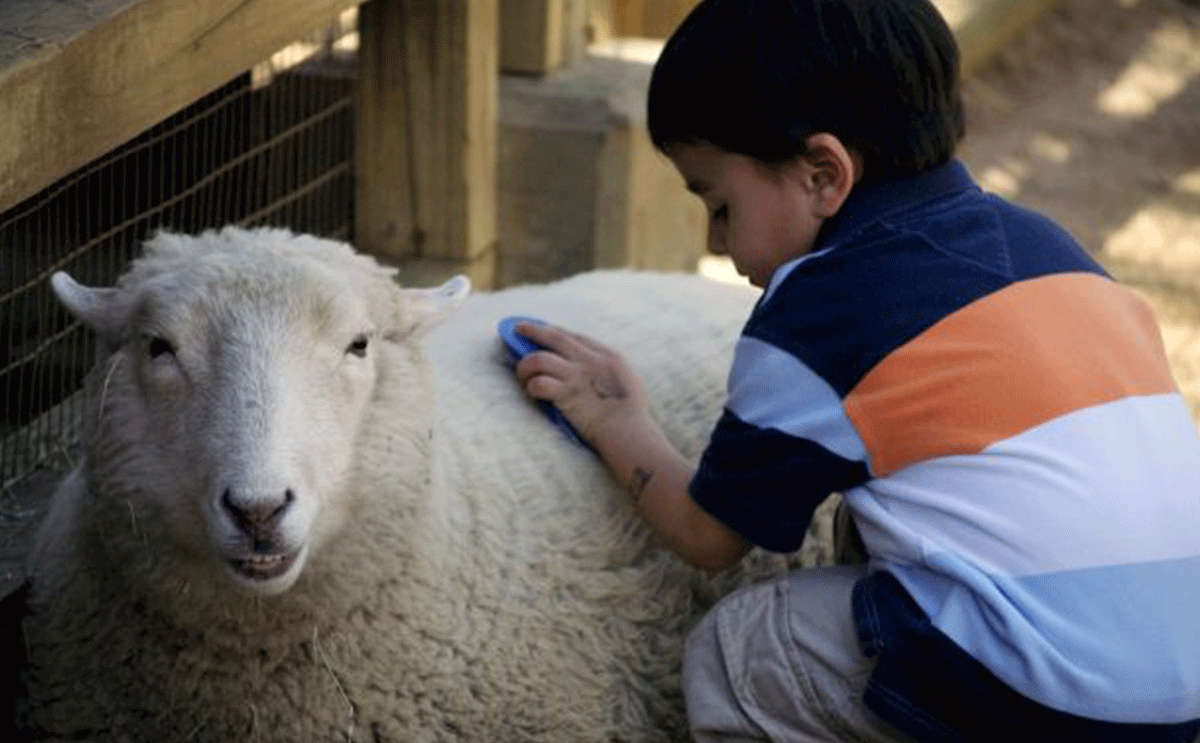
[512,0,1200,740]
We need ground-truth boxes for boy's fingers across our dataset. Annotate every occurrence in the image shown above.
[517,322,611,359]
[515,321,568,350]
[515,349,572,387]
[566,330,615,356]
[523,371,565,400]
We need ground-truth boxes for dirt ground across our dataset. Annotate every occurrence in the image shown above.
[958,0,1200,417]
[2,0,1199,598]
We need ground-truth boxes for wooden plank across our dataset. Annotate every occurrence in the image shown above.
[0,1,139,72]
[638,0,698,38]
[500,0,563,75]
[605,0,696,38]
[559,0,589,70]
[498,0,589,76]
[605,0,641,37]
[355,0,498,287]
[0,0,360,214]
[596,0,1061,73]
[942,0,1063,74]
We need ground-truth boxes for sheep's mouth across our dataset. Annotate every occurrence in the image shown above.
[228,551,298,581]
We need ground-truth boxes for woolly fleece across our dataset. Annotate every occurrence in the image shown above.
[18,227,798,742]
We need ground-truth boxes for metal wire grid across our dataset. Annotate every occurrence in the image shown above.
[0,60,356,489]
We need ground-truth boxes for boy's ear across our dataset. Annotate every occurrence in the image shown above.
[801,133,860,218]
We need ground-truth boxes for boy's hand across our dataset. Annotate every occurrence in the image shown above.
[513,321,751,572]
[512,322,652,449]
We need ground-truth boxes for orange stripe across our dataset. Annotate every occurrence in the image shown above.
[844,272,1177,476]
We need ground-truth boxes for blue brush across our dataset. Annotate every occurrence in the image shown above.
[497,316,590,450]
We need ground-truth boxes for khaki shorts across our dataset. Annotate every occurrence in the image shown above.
[683,546,914,742]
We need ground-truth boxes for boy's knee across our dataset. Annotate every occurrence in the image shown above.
[683,580,779,705]
[682,592,773,742]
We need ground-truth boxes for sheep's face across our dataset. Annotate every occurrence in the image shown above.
[51,228,469,596]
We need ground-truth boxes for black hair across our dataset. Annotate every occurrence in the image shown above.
[647,0,966,182]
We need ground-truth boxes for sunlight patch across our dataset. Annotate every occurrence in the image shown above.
[1175,169,1200,197]
[1096,22,1200,119]
[1105,205,1200,271]
[697,256,748,286]
[1029,134,1071,165]
[978,157,1030,198]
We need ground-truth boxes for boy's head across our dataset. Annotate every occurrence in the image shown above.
[647,0,965,184]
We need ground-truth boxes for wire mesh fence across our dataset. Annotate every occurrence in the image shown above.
[0,41,357,489]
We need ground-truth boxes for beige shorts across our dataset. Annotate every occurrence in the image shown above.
[682,565,914,743]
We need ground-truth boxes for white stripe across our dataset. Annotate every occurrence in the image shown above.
[846,392,1200,577]
[726,335,867,462]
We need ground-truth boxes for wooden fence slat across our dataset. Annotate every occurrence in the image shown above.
[500,0,563,75]
[0,0,359,214]
[355,0,498,287]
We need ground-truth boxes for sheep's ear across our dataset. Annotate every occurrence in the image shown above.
[396,274,471,338]
[50,272,126,338]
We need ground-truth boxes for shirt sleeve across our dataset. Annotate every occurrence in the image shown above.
[689,333,871,553]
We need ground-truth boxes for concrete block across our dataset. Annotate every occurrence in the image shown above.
[496,41,706,287]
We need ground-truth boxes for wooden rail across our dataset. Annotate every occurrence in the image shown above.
[0,0,552,286]
[0,0,359,215]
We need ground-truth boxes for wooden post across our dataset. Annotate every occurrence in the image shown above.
[500,0,564,75]
[355,0,498,288]
[559,0,589,70]
[498,0,590,76]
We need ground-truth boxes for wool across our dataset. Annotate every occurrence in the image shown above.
[18,227,798,742]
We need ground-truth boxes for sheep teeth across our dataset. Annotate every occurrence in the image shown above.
[230,551,297,580]
[246,554,286,566]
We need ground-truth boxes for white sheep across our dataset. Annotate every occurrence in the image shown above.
[16,226,803,742]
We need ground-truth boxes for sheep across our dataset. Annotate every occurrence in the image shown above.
[13,226,807,742]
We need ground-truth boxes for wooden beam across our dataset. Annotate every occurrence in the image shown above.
[606,0,644,37]
[604,0,701,38]
[946,0,1063,75]
[355,0,498,287]
[597,0,1062,72]
[0,0,358,214]
[559,0,589,70]
[639,0,699,38]
[500,0,564,75]
[498,0,590,77]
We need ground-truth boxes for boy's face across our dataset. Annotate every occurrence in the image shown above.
[668,141,829,288]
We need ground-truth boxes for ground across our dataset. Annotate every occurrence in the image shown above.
[959,0,1200,417]
[3,0,1200,598]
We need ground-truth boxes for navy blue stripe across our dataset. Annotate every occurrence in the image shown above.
[747,191,1109,398]
[748,232,1012,397]
[854,571,1200,743]
[991,196,1108,281]
[816,160,982,249]
[689,412,869,552]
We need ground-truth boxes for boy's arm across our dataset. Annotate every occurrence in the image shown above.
[514,322,751,572]
[591,406,751,572]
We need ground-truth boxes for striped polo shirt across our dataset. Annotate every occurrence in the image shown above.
[690,160,1200,741]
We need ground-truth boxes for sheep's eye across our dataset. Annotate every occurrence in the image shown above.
[146,336,174,359]
[346,334,369,358]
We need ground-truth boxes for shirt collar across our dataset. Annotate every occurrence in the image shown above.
[760,160,978,304]
[817,158,978,249]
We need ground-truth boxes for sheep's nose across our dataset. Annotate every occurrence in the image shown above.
[221,488,294,539]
